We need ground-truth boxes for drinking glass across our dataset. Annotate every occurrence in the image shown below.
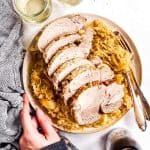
[13,0,52,23]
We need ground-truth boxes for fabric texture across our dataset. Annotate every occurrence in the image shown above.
[0,0,24,149]
[41,139,67,150]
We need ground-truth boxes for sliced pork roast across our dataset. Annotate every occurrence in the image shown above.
[52,58,94,89]
[43,27,93,63]
[38,15,87,51]
[63,65,114,104]
[71,83,124,125]
[101,83,124,113]
[43,34,81,63]
[37,16,125,125]
[71,85,106,125]
[47,29,94,76]
[98,64,115,81]
[47,46,89,76]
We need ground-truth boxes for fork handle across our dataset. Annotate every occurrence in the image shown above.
[126,73,147,131]
[141,99,150,121]
[131,70,150,121]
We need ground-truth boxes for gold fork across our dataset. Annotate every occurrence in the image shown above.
[114,31,149,131]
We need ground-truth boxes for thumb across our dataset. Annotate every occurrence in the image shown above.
[36,109,59,140]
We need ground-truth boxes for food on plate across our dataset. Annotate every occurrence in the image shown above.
[47,27,93,76]
[29,15,132,131]
[43,34,81,63]
[51,58,94,90]
[100,83,124,113]
[62,65,114,104]
[71,84,106,125]
[38,15,87,51]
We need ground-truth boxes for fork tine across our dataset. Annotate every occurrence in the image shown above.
[114,31,126,49]
[119,34,132,53]
[114,31,132,53]
[118,38,126,49]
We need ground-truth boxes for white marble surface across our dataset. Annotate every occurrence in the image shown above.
[23,0,150,149]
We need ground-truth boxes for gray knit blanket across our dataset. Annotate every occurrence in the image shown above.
[0,0,24,149]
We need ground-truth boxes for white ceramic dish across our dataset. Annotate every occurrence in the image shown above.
[23,13,142,133]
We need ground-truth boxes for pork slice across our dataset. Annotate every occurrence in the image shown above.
[44,27,94,63]
[63,65,114,104]
[47,45,90,76]
[79,28,94,49]
[71,85,106,125]
[101,83,124,113]
[38,15,87,51]
[44,34,81,63]
[98,64,114,81]
[52,58,94,89]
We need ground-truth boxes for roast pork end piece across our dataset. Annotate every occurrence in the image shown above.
[71,85,106,125]
[101,83,124,113]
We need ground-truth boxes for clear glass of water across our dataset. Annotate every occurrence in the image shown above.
[13,0,52,23]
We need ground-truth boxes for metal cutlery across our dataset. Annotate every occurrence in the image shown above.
[114,31,150,131]
[130,68,150,121]
[125,73,147,131]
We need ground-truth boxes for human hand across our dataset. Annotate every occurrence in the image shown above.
[19,94,60,150]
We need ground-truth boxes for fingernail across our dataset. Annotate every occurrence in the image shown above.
[35,107,38,112]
